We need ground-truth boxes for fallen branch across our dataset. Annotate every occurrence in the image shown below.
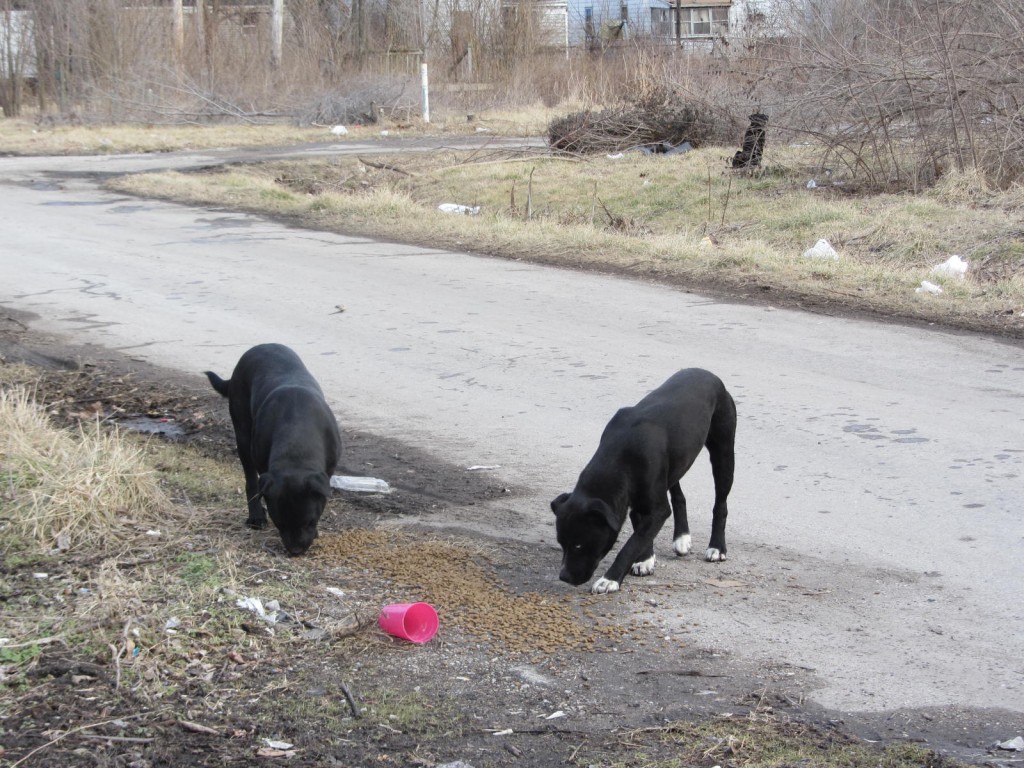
[357,157,415,177]
[176,720,222,736]
[1,635,63,650]
[341,683,362,719]
[10,714,147,768]
[78,734,155,744]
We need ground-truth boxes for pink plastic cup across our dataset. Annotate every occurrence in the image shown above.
[378,602,439,644]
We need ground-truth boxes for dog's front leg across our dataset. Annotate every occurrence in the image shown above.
[593,502,670,594]
[239,453,267,529]
[244,472,267,529]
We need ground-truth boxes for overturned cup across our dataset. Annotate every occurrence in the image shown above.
[378,602,439,644]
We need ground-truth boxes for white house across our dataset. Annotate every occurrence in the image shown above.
[564,0,779,50]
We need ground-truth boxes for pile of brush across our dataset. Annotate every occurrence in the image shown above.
[548,95,716,154]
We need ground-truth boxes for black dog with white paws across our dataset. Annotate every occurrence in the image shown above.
[551,368,736,594]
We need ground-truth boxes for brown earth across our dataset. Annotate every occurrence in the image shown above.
[0,308,1004,768]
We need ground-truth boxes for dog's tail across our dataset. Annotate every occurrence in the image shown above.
[205,371,231,397]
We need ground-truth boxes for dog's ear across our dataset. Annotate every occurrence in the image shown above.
[587,499,621,532]
[305,472,331,499]
[257,472,277,501]
[550,492,571,515]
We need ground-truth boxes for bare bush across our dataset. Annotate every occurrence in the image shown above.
[760,0,1024,188]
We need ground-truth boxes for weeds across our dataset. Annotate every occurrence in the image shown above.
[0,386,173,553]
[110,149,1024,337]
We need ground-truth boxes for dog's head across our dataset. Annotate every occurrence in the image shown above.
[550,491,621,586]
[258,470,331,556]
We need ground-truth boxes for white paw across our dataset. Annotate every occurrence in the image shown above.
[705,548,727,562]
[673,534,692,556]
[631,554,656,576]
[592,577,620,594]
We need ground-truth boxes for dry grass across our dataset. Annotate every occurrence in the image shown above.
[0,386,173,553]
[0,108,545,157]
[111,146,1024,336]
[0,118,352,156]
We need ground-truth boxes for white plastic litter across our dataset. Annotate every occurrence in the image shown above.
[806,179,818,189]
[802,239,839,260]
[330,475,392,494]
[916,280,943,295]
[467,465,501,471]
[607,152,625,159]
[545,710,566,720]
[930,254,969,279]
[438,203,481,216]
[330,125,348,136]
[236,596,279,624]
[997,737,1024,751]
[262,741,294,753]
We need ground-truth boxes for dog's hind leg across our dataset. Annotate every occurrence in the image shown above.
[228,398,267,530]
[669,482,691,555]
[703,392,737,562]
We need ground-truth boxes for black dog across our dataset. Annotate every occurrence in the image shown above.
[551,368,736,594]
[206,343,342,556]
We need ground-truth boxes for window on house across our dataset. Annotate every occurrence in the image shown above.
[651,7,672,36]
[681,6,728,36]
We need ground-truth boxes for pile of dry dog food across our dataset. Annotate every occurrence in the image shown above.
[315,528,623,653]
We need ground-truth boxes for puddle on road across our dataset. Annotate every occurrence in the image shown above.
[117,417,185,440]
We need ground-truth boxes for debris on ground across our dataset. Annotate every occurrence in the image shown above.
[931,255,969,279]
[802,239,839,260]
[732,112,769,169]
[330,475,392,493]
[916,280,944,295]
[547,91,717,155]
[438,203,480,215]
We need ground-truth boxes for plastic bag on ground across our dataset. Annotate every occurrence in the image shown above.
[930,255,968,279]
[438,203,481,216]
[802,239,839,260]
[331,475,392,494]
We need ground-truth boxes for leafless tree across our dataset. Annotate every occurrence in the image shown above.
[761,0,1024,187]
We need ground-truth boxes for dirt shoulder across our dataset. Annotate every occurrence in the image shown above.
[3,307,1020,768]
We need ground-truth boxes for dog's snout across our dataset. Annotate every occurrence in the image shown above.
[559,567,586,586]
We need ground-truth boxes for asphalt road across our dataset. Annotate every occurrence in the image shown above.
[1,146,1022,738]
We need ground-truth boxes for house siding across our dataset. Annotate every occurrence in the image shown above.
[565,0,776,49]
